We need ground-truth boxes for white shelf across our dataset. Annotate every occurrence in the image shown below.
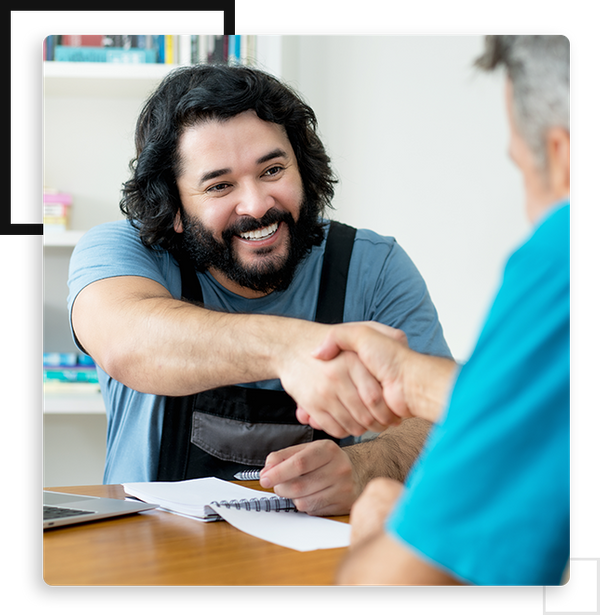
[44,61,184,97]
[44,390,106,414]
[44,60,181,81]
[43,230,86,247]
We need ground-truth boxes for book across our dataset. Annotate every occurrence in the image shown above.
[44,35,258,66]
[43,191,71,231]
[59,35,105,47]
[43,352,98,383]
[123,477,295,522]
[123,477,351,551]
[43,352,96,365]
[54,45,158,63]
[44,366,99,384]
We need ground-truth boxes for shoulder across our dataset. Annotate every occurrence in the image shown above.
[510,202,569,268]
[347,225,422,282]
[340,224,407,266]
[73,220,170,264]
[353,226,398,249]
[69,219,180,298]
[75,219,146,250]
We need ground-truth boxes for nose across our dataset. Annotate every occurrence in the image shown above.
[234,181,274,219]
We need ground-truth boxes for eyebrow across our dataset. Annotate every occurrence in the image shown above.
[199,149,289,185]
[256,148,289,165]
[200,168,231,184]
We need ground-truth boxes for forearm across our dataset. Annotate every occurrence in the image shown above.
[106,300,293,394]
[72,276,325,395]
[345,418,432,492]
[401,350,458,423]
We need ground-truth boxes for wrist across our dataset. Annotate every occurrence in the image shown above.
[403,351,457,423]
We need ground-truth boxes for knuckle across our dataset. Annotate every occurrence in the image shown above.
[291,454,310,475]
[363,388,383,409]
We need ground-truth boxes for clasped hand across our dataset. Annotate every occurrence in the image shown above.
[282,322,413,439]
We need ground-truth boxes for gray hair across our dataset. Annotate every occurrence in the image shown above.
[475,35,570,170]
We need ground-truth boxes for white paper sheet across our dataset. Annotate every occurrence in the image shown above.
[213,505,351,551]
[123,477,350,551]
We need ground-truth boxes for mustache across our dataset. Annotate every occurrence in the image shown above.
[222,209,293,241]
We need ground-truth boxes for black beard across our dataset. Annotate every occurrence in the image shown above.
[177,200,325,294]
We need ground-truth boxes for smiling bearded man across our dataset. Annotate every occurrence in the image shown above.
[67,63,451,518]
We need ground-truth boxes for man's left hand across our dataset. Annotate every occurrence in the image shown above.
[259,440,359,516]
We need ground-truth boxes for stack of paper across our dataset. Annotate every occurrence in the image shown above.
[123,477,350,552]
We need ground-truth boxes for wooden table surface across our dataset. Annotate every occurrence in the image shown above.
[43,483,349,586]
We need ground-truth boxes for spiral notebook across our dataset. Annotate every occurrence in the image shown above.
[123,477,296,521]
[122,477,350,551]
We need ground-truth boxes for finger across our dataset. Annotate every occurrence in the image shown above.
[296,406,321,429]
[261,441,331,489]
[349,478,404,546]
[294,384,364,438]
[311,335,343,361]
[311,323,390,360]
[293,357,372,438]
[307,404,356,439]
[347,355,400,431]
[363,321,409,345]
[314,322,408,363]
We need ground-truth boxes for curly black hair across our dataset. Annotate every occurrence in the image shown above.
[120,64,337,250]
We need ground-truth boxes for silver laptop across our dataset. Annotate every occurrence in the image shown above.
[44,490,156,529]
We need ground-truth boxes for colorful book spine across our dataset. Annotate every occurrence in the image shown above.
[44,367,99,384]
[43,191,72,232]
[44,35,257,66]
[54,46,158,63]
[43,353,99,384]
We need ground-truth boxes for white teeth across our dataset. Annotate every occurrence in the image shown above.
[239,222,278,241]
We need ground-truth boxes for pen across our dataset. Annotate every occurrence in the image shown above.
[233,469,262,481]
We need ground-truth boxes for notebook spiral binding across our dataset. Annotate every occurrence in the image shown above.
[210,496,297,513]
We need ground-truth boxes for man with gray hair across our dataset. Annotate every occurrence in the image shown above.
[313,35,569,585]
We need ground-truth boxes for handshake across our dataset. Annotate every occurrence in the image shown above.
[282,321,457,439]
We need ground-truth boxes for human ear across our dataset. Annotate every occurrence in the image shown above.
[546,127,570,198]
[173,209,183,233]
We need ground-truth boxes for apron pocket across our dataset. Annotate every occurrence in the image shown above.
[191,411,314,466]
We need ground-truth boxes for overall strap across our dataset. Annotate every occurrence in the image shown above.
[157,222,356,480]
[174,249,204,303]
[315,221,357,324]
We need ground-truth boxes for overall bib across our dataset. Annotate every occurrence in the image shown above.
[156,221,356,481]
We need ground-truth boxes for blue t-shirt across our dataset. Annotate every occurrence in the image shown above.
[68,219,451,484]
[386,202,570,585]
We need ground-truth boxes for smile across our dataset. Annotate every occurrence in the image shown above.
[238,222,279,241]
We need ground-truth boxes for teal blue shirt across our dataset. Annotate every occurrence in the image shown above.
[386,202,570,585]
[68,219,450,483]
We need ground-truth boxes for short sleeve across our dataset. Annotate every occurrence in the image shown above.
[67,220,179,350]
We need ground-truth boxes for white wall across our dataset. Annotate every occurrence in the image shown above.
[281,36,530,361]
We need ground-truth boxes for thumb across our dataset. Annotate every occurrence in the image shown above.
[312,335,343,361]
[296,406,323,431]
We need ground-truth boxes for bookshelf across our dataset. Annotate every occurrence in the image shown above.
[43,230,86,247]
[43,34,282,248]
[43,36,283,486]
[43,35,281,415]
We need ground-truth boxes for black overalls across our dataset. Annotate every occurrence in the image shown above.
[156,221,357,481]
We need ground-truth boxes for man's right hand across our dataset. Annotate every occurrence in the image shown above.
[307,321,457,425]
[278,333,402,438]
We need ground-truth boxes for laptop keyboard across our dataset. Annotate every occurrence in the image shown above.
[44,505,93,520]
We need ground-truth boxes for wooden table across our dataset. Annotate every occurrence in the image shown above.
[43,483,349,585]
